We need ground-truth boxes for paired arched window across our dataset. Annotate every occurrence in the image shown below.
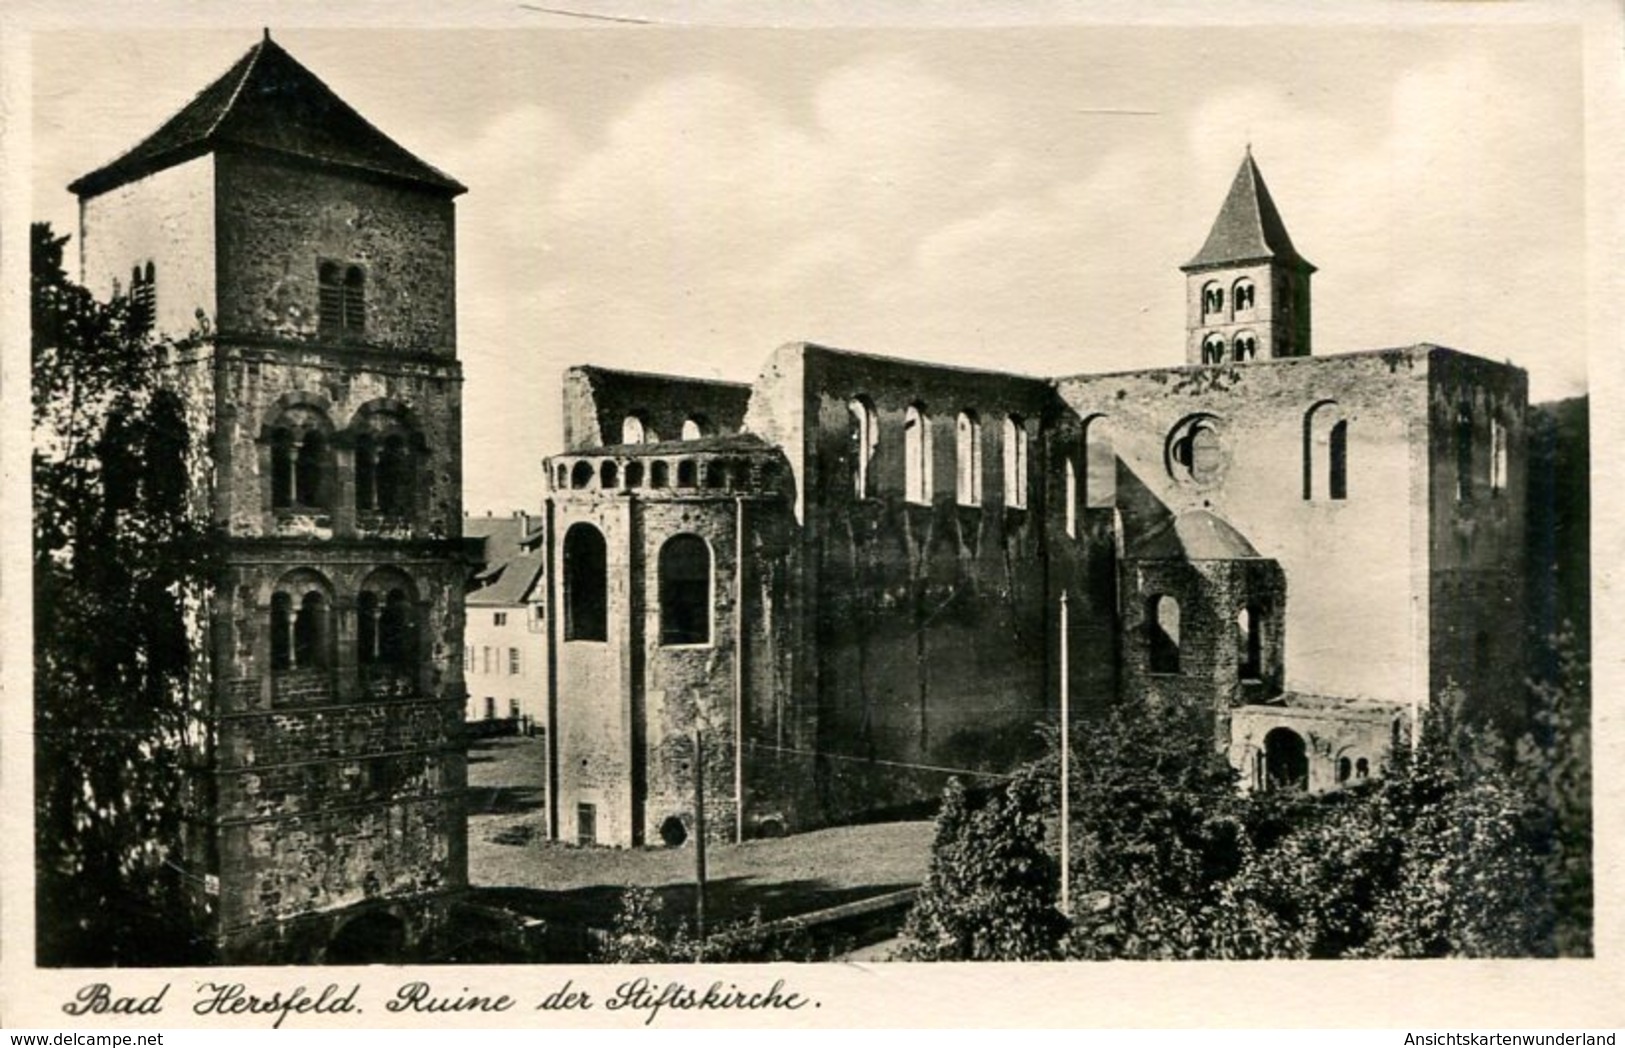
[1233,278,1256,313]
[1148,594,1180,674]
[1202,282,1225,317]
[955,410,982,506]
[659,534,712,646]
[563,523,608,642]
[1233,332,1257,361]
[848,397,879,500]
[270,572,333,672]
[1002,415,1028,509]
[1303,402,1348,501]
[318,261,365,335]
[268,407,334,512]
[359,570,416,668]
[904,404,932,505]
[129,260,157,333]
[1201,333,1226,364]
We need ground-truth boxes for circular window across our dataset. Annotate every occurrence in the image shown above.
[1166,415,1225,485]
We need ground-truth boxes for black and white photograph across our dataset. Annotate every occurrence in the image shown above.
[4,0,1618,1028]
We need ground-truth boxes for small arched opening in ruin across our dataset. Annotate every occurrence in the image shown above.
[1263,727,1308,792]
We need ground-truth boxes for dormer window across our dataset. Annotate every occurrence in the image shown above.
[318,261,365,335]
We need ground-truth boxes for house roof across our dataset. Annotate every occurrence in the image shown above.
[69,34,466,199]
[1128,510,1261,561]
[1182,150,1313,273]
[468,550,545,607]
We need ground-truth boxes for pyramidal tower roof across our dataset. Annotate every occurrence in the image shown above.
[69,32,466,199]
[1182,149,1313,273]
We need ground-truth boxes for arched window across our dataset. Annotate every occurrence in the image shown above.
[955,410,982,506]
[681,416,710,441]
[1264,728,1308,791]
[1490,417,1508,496]
[376,433,413,515]
[1202,282,1225,317]
[1456,404,1474,502]
[1303,401,1347,501]
[1337,757,1352,783]
[271,428,295,509]
[1329,420,1348,500]
[1237,605,1262,681]
[677,459,697,487]
[1233,277,1255,313]
[318,261,365,334]
[570,461,593,489]
[620,415,649,445]
[650,460,670,488]
[556,464,568,489]
[705,461,727,489]
[659,534,712,646]
[1148,594,1180,674]
[1201,333,1226,364]
[358,571,417,669]
[266,403,336,513]
[295,431,328,508]
[1002,415,1028,509]
[904,404,932,505]
[1233,332,1257,361]
[563,523,608,642]
[1083,415,1116,509]
[625,461,645,488]
[1356,757,1370,780]
[1064,457,1078,538]
[849,397,879,500]
[355,433,377,510]
[271,572,334,673]
[600,460,619,489]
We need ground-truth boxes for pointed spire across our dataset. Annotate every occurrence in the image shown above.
[70,33,464,198]
[1182,150,1314,273]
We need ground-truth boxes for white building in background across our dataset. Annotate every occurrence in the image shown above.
[464,511,547,733]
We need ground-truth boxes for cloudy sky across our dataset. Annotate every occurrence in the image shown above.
[30,18,1589,513]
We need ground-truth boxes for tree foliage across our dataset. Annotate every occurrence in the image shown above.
[33,222,218,966]
[895,769,1068,961]
[899,669,1584,961]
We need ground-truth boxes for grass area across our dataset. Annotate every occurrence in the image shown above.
[464,735,935,942]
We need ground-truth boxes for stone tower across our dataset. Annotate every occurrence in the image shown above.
[70,35,469,963]
[1181,149,1315,365]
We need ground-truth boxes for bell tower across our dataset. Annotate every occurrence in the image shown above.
[71,33,469,962]
[1181,148,1315,365]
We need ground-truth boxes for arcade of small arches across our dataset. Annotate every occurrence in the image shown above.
[550,452,782,495]
[617,412,717,446]
[261,398,427,519]
[264,566,423,676]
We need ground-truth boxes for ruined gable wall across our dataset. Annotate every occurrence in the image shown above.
[1058,350,1431,707]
